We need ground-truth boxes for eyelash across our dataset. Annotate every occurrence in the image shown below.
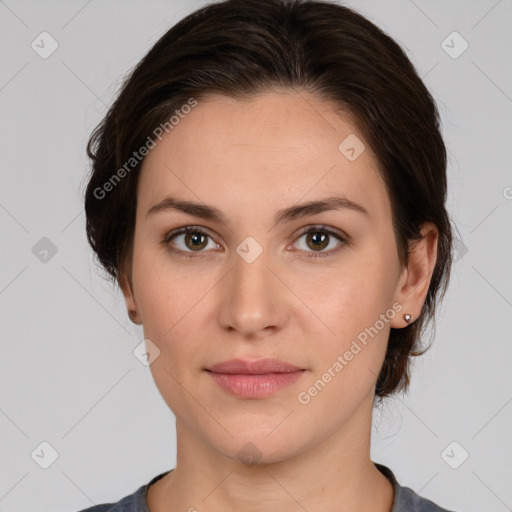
[161,225,348,260]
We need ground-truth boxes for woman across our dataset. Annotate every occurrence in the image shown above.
[81,0,455,510]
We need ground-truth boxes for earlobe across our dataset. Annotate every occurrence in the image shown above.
[128,308,142,325]
[391,222,439,329]
[119,273,142,325]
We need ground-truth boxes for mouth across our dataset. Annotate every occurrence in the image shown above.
[205,358,306,399]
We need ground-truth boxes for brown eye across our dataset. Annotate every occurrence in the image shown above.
[163,227,219,256]
[292,226,347,257]
[305,231,329,251]
[184,232,209,251]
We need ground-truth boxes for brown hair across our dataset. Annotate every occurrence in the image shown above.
[83,0,453,402]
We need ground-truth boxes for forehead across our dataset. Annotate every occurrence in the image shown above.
[137,90,391,225]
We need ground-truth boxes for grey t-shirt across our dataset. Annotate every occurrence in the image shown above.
[77,463,456,512]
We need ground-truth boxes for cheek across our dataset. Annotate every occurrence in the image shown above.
[301,258,391,333]
[132,243,203,329]
[132,246,214,360]
[296,258,396,392]
[295,277,393,414]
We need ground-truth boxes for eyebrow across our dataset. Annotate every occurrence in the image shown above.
[146,195,370,226]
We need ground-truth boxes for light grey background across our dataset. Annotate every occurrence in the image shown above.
[0,1,511,511]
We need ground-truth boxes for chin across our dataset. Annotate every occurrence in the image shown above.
[206,428,309,467]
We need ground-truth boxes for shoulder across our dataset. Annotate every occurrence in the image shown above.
[375,463,458,512]
[76,490,141,512]
[397,485,457,512]
[78,506,116,512]
[75,470,172,512]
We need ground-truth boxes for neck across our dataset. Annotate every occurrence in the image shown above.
[148,394,394,512]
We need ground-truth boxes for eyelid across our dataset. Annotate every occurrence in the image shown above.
[163,225,216,242]
[292,224,348,244]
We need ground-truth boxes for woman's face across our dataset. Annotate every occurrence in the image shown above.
[122,90,415,464]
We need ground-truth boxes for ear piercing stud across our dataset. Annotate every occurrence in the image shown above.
[404,313,412,323]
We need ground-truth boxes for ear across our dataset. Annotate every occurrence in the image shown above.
[119,268,142,325]
[391,222,439,328]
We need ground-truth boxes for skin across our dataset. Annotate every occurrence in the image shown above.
[120,90,438,512]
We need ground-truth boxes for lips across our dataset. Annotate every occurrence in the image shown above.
[205,358,306,398]
[206,358,302,375]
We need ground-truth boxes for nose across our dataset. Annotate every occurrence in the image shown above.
[216,246,289,339]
